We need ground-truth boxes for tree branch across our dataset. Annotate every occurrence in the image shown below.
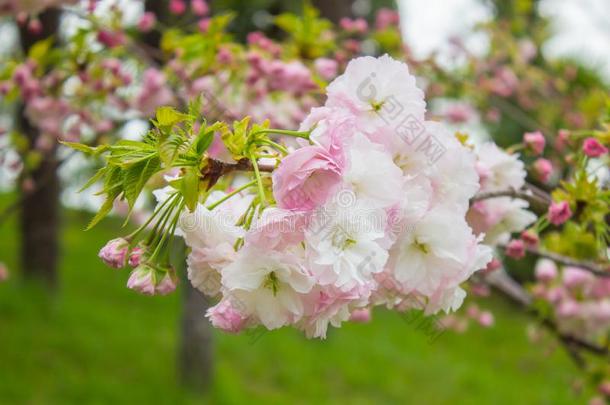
[471,184,552,213]
[521,245,610,277]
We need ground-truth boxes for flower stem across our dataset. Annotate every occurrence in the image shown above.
[206,180,257,210]
[249,152,267,206]
[251,128,311,140]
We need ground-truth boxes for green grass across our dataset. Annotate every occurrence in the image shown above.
[0,195,589,404]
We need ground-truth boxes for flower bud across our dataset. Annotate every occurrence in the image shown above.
[523,131,545,155]
[532,158,552,183]
[169,0,186,14]
[127,264,177,295]
[127,264,156,295]
[548,201,571,226]
[98,238,129,268]
[191,0,208,16]
[520,230,539,248]
[505,239,525,259]
[582,137,608,158]
[156,267,178,295]
[484,257,502,273]
[137,12,156,32]
[128,247,144,268]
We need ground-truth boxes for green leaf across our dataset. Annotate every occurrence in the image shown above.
[194,128,215,155]
[179,169,200,212]
[122,156,161,209]
[86,187,121,230]
[155,106,193,129]
[78,166,108,192]
[28,37,54,64]
[61,141,109,156]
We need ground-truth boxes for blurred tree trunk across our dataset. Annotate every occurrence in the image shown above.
[176,241,214,390]
[312,0,353,22]
[144,0,214,391]
[18,8,62,288]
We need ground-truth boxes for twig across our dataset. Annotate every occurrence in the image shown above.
[521,245,610,277]
[471,184,552,213]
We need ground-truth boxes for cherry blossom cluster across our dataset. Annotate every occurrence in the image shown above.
[165,55,494,338]
[533,259,610,340]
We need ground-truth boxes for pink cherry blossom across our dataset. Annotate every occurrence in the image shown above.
[582,137,608,158]
[272,145,343,211]
[548,201,572,226]
[206,299,249,333]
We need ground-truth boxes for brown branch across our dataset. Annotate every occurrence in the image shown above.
[471,184,552,214]
[522,245,610,277]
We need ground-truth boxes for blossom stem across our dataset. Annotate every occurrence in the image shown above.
[258,139,289,155]
[206,180,257,211]
[128,191,178,242]
[250,129,311,140]
[150,200,184,262]
[249,152,267,206]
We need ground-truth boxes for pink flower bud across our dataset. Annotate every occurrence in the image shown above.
[582,137,608,158]
[478,311,494,327]
[191,0,208,16]
[137,12,156,32]
[349,308,371,323]
[198,18,211,32]
[97,30,125,48]
[127,264,156,295]
[532,158,552,183]
[127,264,177,295]
[128,247,144,267]
[169,0,186,14]
[484,257,502,273]
[505,239,525,259]
[206,299,248,333]
[523,131,545,155]
[520,230,539,248]
[534,259,557,282]
[156,268,178,295]
[98,237,129,268]
[27,18,42,35]
[548,201,571,226]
